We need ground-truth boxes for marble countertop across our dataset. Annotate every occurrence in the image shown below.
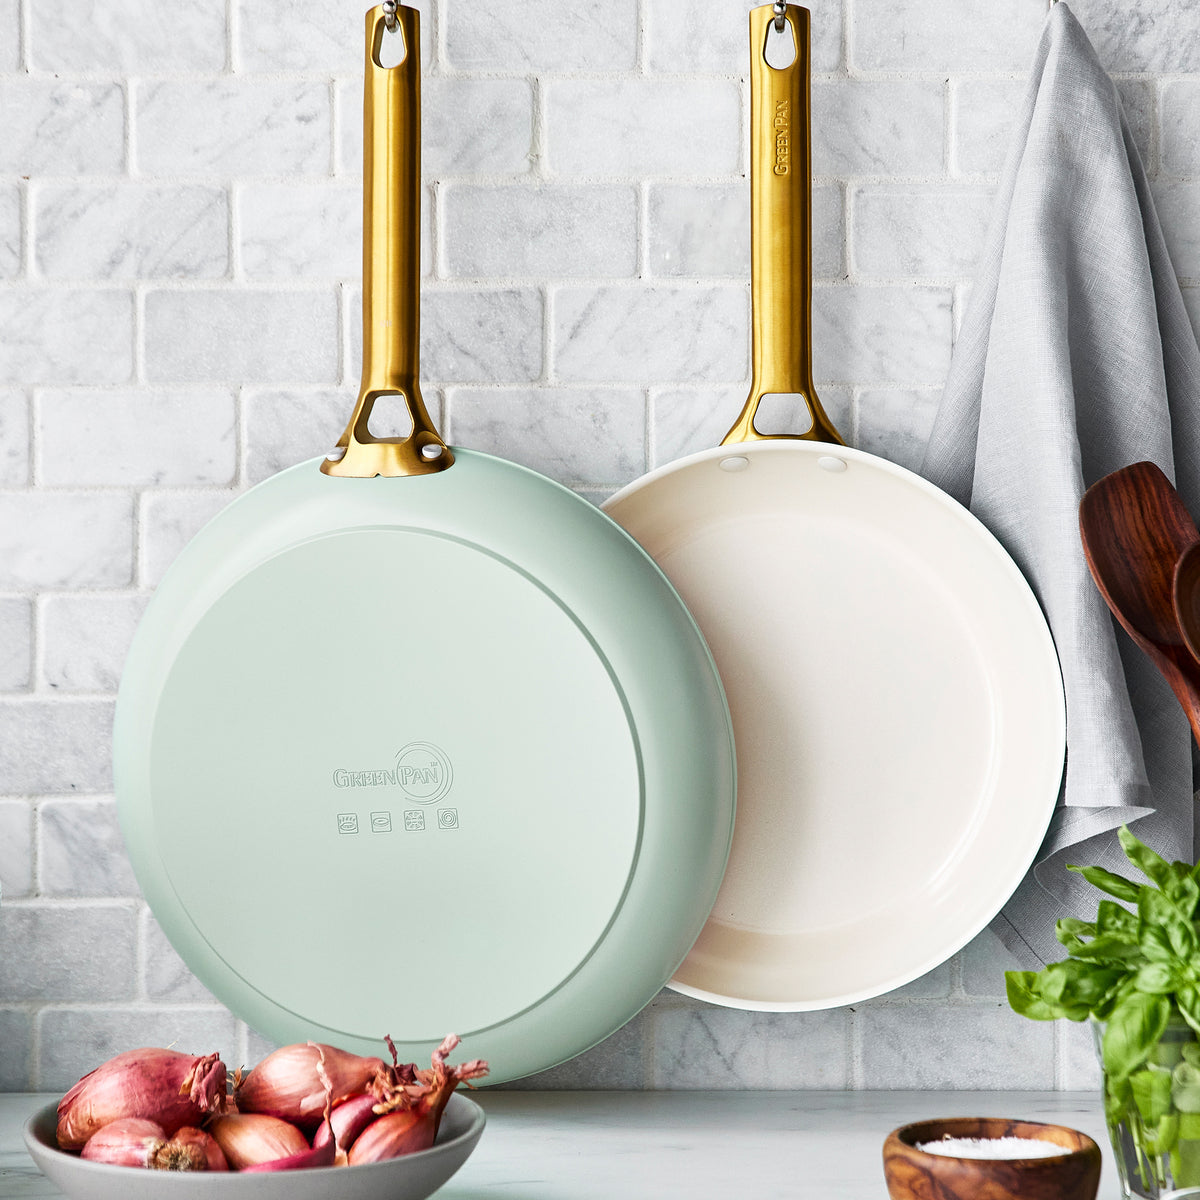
[0,1090,1119,1199]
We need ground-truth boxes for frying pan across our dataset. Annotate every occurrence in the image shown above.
[113,4,735,1083]
[603,4,1066,1010]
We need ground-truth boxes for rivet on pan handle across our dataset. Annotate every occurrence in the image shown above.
[322,4,453,479]
[721,4,844,449]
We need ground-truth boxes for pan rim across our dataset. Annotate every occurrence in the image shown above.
[115,450,736,1081]
[603,438,1065,1011]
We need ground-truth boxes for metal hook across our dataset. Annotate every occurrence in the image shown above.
[382,0,398,32]
[772,1,787,32]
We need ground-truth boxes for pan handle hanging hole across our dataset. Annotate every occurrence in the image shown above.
[818,456,848,473]
[719,456,750,473]
[375,2,408,68]
[764,7,796,70]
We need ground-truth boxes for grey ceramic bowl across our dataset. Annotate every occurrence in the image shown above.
[23,1093,485,1200]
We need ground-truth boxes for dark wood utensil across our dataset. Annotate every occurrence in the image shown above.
[1175,541,1200,667]
[1079,459,1200,745]
[883,1117,1101,1200]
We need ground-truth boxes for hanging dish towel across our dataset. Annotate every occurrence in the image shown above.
[921,2,1200,965]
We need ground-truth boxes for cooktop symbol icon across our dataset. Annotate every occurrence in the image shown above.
[394,742,453,804]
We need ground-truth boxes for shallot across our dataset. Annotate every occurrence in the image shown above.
[236,1042,391,1130]
[80,1119,229,1171]
[207,1113,308,1170]
[56,1048,227,1151]
[311,1091,381,1154]
[349,1034,488,1165]
[158,1127,228,1172]
[80,1119,166,1168]
[240,1138,336,1173]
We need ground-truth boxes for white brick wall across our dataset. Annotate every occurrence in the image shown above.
[1,0,1196,1092]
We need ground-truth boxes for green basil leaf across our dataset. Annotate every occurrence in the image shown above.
[1183,1043,1200,1070]
[1104,993,1172,1080]
[1141,1112,1181,1156]
[1070,863,1142,904]
[1133,1065,1175,1122]
[1106,1073,1134,1123]
[1166,863,1200,917]
[1175,1061,1200,1113]
[1180,987,1200,1038]
[1006,971,1076,1021]
[1142,888,1199,960]
[1136,962,1180,994]
[1065,932,1143,965]
[1098,900,1139,938]
[1040,960,1125,1013]
[1121,825,1175,889]
[1058,917,1098,943]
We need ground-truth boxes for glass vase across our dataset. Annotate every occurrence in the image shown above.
[1097,1015,1200,1199]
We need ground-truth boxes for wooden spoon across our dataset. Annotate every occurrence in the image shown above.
[1079,460,1200,745]
[1174,541,1200,667]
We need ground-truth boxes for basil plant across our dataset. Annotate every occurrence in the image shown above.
[1007,826,1200,1187]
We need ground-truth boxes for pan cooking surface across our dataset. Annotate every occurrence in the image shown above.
[605,442,1064,1009]
[659,513,994,935]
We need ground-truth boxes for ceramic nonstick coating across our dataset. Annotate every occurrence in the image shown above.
[603,5,1064,1010]
[113,6,735,1084]
[605,439,1063,1009]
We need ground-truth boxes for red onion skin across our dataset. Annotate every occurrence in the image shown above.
[80,1119,166,1167]
[348,1035,489,1165]
[347,1110,433,1165]
[57,1049,227,1151]
[236,1044,390,1131]
[207,1113,308,1170]
[155,1127,228,1172]
[312,1092,380,1153]
[240,1135,337,1173]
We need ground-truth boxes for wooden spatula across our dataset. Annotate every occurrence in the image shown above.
[1079,460,1200,746]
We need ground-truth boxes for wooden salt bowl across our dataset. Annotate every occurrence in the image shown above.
[882,1116,1102,1200]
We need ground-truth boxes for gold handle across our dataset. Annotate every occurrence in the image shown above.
[720,4,843,448]
[322,4,453,479]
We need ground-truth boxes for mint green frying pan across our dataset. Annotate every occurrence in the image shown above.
[113,5,734,1085]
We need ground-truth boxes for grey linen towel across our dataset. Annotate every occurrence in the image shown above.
[920,2,1200,965]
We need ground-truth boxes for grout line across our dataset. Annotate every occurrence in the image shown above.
[226,0,239,74]
[30,1007,41,1090]
[635,0,647,77]
[18,0,29,71]
[124,79,137,178]
[530,76,548,179]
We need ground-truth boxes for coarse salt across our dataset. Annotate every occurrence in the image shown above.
[917,1136,1066,1160]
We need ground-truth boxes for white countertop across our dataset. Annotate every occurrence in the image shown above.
[0,1091,1120,1199]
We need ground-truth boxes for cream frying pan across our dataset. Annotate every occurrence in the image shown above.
[603,4,1065,1010]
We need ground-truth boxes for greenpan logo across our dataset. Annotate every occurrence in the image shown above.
[394,742,453,803]
[331,741,453,803]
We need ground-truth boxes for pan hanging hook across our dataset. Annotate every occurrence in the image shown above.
[382,0,398,32]
[772,1,787,31]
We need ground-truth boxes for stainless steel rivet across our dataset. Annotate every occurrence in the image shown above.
[818,456,848,473]
[720,456,750,473]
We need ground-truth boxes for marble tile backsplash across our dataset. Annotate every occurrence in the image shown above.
[0,0,1193,1093]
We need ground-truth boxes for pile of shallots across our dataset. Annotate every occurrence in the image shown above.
[55,1034,487,1172]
